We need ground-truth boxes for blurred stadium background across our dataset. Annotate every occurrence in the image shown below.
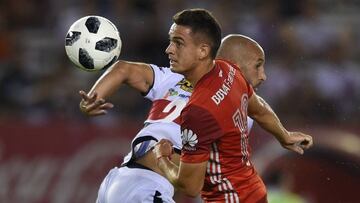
[0,0,359,202]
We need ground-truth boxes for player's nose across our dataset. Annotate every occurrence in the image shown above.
[259,69,267,82]
[165,42,175,55]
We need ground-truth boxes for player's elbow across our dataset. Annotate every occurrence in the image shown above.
[112,60,131,76]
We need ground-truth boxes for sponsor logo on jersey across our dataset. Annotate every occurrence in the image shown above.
[211,66,236,105]
[169,88,178,96]
[175,78,193,93]
[178,94,190,98]
[181,129,198,151]
[163,88,178,99]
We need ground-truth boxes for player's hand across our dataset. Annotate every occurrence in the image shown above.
[79,90,114,116]
[281,132,313,155]
[153,139,174,160]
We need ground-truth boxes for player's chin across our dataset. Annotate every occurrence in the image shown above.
[252,83,261,90]
[170,65,181,73]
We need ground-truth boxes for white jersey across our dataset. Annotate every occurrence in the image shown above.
[97,65,192,203]
[97,167,175,203]
[248,117,254,132]
[122,64,192,164]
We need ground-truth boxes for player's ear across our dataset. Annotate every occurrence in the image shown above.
[198,43,211,60]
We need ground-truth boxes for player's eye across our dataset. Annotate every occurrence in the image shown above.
[174,40,183,47]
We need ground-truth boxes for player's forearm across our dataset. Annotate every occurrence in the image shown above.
[257,113,288,143]
[157,157,189,194]
[251,97,289,144]
[158,157,180,184]
[88,61,128,99]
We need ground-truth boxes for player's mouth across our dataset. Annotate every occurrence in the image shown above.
[169,59,178,65]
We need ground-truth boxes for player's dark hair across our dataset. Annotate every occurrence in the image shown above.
[173,8,222,59]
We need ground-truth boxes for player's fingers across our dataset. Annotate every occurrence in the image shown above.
[295,147,304,155]
[89,92,98,103]
[289,145,304,155]
[159,139,172,145]
[301,137,313,149]
[165,139,173,146]
[99,102,114,110]
[163,141,174,149]
[83,98,106,113]
[158,139,173,154]
[290,132,309,143]
[84,103,113,116]
[89,109,108,116]
[79,100,89,113]
[306,135,313,147]
[163,144,173,156]
[79,90,90,101]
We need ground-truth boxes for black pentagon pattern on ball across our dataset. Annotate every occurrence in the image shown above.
[85,17,101,34]
[79,48,94,70]
[95,37,118,52]
[65,31,81,46]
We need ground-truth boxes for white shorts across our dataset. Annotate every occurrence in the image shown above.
[96,165,175,203]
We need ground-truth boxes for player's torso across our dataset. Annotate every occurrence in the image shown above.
[190,59,252,163]
[123,65,192,164]
[145,76,192,125]
[189,60,255,199]
[144,70,192,148]
[144,65,193,145]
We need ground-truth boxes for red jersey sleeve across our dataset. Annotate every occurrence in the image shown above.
[180,104,223,163]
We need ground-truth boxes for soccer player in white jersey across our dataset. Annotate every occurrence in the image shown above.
[79,34,267,203]
[81,62,189,203]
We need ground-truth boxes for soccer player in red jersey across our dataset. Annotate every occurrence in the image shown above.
[153,9,313,203]
[77,33,270,202]
[217,34,268,134]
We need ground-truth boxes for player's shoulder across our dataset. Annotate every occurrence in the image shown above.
[149,64,183,81]
[215,58,238,69]
[149,64,171,75]
[182,102,213,122]
[215,59,248,82]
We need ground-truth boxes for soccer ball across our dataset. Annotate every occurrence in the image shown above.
[65,16,122,71]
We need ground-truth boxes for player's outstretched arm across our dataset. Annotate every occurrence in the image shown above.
[248,93,313,154]
[79,60,154,116]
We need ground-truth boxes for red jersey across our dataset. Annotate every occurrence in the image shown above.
[180,59,267,203]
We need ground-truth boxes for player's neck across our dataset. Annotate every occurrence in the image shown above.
[185,60,215,87]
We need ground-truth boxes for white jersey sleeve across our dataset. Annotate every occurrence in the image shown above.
[247,116,254,133]
[144,64,183,101]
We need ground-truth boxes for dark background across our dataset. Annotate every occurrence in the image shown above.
[0,0,359,202]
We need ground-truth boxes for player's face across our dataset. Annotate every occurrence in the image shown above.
[243,46,266,89]
[166,23,200,74]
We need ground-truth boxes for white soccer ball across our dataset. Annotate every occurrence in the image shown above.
[65,16,121,71]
